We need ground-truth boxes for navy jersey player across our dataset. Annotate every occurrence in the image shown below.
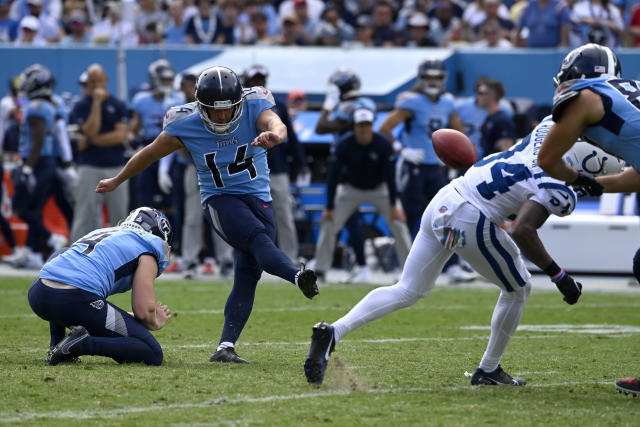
[28,207,172,366]
[379,58,465,238]
[96,66,318,364]
[535,43,640,397]
[305,117,622,386]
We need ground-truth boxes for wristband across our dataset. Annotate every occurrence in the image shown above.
[543,260,561,277]
[392,140,403,152]
[22,165,33,175]
[550,269,566,283]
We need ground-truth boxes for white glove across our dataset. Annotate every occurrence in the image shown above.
[322,84,341,112]
[400,148,426,164]
[295,170,311,188]
[158,171,173,194]
[59,165,79,189]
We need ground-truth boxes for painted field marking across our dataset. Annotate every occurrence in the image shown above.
[0,380,613,423]
[461,324,640,334]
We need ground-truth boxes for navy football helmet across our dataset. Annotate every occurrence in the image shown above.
[328,68,361,100]
[417,59,447,97]
[553,43,621,88]
[120,207,173,248]
[195,66,244,135]
[148,59,176,95]
[20,64,54,99]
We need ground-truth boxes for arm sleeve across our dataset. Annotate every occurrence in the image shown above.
[383,142,397,206]
[55,118,73,163]
[326,144,345,210]
[530,182,577,217]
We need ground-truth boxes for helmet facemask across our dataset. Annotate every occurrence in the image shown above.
[197,98,244,136]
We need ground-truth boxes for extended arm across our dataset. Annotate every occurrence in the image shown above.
[251,108,287,149]
[131,255,171,331]
[379,108,412,145]
[95,131,183,193]
[315,109,351,135]
[597,167,640,193]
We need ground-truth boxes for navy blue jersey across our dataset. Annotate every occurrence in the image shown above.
[395,91,456,165]
[163,87,274,204]
[552,76,640,171]
[40,228,169,298]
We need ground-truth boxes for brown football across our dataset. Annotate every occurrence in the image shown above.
[432,129,477,170]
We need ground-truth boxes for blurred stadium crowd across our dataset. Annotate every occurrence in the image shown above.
[1,0,640,49]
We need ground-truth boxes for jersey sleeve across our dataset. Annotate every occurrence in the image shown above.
[530,182,577,217]
[163,102,197,135]
[394,91,419,112]
[142,233,170,276]
[25,100,52,120]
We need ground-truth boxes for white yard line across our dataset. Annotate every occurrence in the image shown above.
[0,380,612,423]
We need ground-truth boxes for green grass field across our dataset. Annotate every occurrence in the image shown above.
[1,276,639,425]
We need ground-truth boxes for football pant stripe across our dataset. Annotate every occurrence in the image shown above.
[476,212,514,292]
[489,221,527,288]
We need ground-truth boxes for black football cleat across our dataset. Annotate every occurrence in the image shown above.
[295,264,319,300]
[470,365,526,386]
[304,321,335,384]
[209,347,249,364]
[616,377,640,396]
[45,326,89,366]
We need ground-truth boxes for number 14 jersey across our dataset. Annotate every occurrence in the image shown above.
[163,87,275,204]
[452,116,577,225]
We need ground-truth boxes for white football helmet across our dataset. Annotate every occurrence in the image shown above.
[563,139,625,178]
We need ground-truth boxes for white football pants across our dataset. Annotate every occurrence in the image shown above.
[332,185,532,372]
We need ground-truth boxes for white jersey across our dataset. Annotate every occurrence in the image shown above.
[452,117,577,225]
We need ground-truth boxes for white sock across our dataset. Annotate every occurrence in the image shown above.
[217,341,234,351]
[332,283,422,343]
[479,285,530,372]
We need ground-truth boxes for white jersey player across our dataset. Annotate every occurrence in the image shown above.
[304,116,624,386]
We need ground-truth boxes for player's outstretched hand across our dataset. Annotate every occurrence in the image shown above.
[251,131,281,149]
[554,274,582,305]
[95,177,120,193]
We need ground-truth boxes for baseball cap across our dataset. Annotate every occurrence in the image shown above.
[354,108,374,124]
[78,71,88,85]
[287,89,306,103]
[245,64,269,79]
[20,15,39,31]
[407,12,429,27]
[294,0,307,6]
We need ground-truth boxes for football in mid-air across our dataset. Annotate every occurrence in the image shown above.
[432,129,477,170]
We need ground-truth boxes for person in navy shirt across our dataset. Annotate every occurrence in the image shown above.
[96,66,318,364]
[28,207,172,366]
[477,79,515,157]
[68,64,129,242]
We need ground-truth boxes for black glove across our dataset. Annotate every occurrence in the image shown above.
[554,274,582,305]
[567,173,603,197]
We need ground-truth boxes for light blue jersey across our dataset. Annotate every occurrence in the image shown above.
[163,87,274,204]
[133,91,184,140]
[50,94,68,159]
[19,98,57,159]
[553,76,640,172]
[396,91,456,165]
[455,97,513,159]
[40,228,169,299]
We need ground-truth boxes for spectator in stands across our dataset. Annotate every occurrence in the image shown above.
[60,9,90,45]
[243,64,311,263]
[15,14,44,45]
[477,79,515,156]
[276,14,310,45]
[279,0,325,27]
[21,0,62,43]
[352,14,375,46]
[313,106,412,283]
[289,0,316,43]
[371,1,397,46]
[472,0,514,40]
[249,10,277,45]
[91,1,138,46]
[427,1,461,46]
[569,0,624,48]
[136,0,167,45]
[164,0,187,44]
[68,64,129,242]
[395,0,431,30]
[400,11,438,46]
[10,0,61,22]
[628,4,640,46]
[474,18,513,48]
[314,4,355,43]
[515,0,570,47]
[216,0,243,44]
[0,0,19,43]
[185,0,221,44]
[314,20,342,45]
[462,0,511,28]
